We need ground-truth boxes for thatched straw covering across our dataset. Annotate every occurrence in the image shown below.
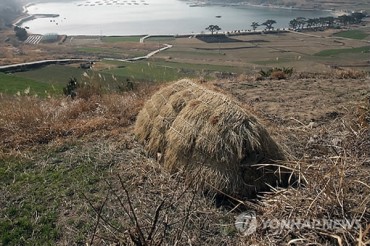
[135,79,289,196]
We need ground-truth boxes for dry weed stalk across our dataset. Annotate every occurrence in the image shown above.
[82,158,233,245]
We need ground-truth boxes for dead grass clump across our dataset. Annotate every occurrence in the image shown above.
[294,70,368,80]
[0,89,147,150]
[0,96,45,131]
[76,81,103,100]
[343,97,370,160]
[243,99,370,245]
[259,67,293,80]
[357,96,370,128]
[135,79,290,197]
[270,70,286,80]
[258,165,369,244]
[332,69,368,79]
[252,149,369,245]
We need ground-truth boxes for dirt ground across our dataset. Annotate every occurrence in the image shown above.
[216,76,369,124]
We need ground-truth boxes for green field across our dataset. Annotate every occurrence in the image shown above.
[104,61,189,82]
[16,65,85,85]
[333,30,369,40]
[76,47,148,58]
[102,36,143,43]
[15,65,134,92]
[10,62,190,92]
[153,60,241,73]
[314,46,370,56]
[2,60,246,95]
[103,59,242,82]
[0,73,62,96]
[163,48,227,58]
[145,36,176,42]
[76,47,113,54]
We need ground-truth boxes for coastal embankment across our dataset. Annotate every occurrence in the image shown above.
[0,59,93,73]
[14,13,59,27]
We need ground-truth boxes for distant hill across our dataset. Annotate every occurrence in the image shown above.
[202,0,370,11]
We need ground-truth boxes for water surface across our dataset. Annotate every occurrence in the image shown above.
[23,0,333,35]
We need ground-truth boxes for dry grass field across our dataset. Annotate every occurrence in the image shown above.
[0,71,369,245]
[154,30,370,73]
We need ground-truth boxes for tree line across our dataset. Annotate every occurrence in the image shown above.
[205,12,367,34]
[288,12,367,30]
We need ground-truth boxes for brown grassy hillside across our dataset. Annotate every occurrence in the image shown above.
[0,73,369,245]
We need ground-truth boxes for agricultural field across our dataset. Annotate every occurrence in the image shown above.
[0,72,63,96]
[16,65,84,85]
[4,60,242,96]
[157,29,370,72]
[2,24,370,82]
[101,36,143,43]
[314,46,370,57]
[333,29,369,40]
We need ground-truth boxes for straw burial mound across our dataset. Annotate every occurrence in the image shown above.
[135,79,291,196]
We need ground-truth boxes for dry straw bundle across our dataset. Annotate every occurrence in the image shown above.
[135,79,290,196]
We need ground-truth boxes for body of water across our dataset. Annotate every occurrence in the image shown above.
[22,0,333,35]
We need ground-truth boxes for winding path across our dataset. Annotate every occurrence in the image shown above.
[104,43,173,62]
[0,41,173,73]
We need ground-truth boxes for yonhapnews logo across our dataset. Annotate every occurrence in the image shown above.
[234,211,361,236]
[234,211,257,236]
